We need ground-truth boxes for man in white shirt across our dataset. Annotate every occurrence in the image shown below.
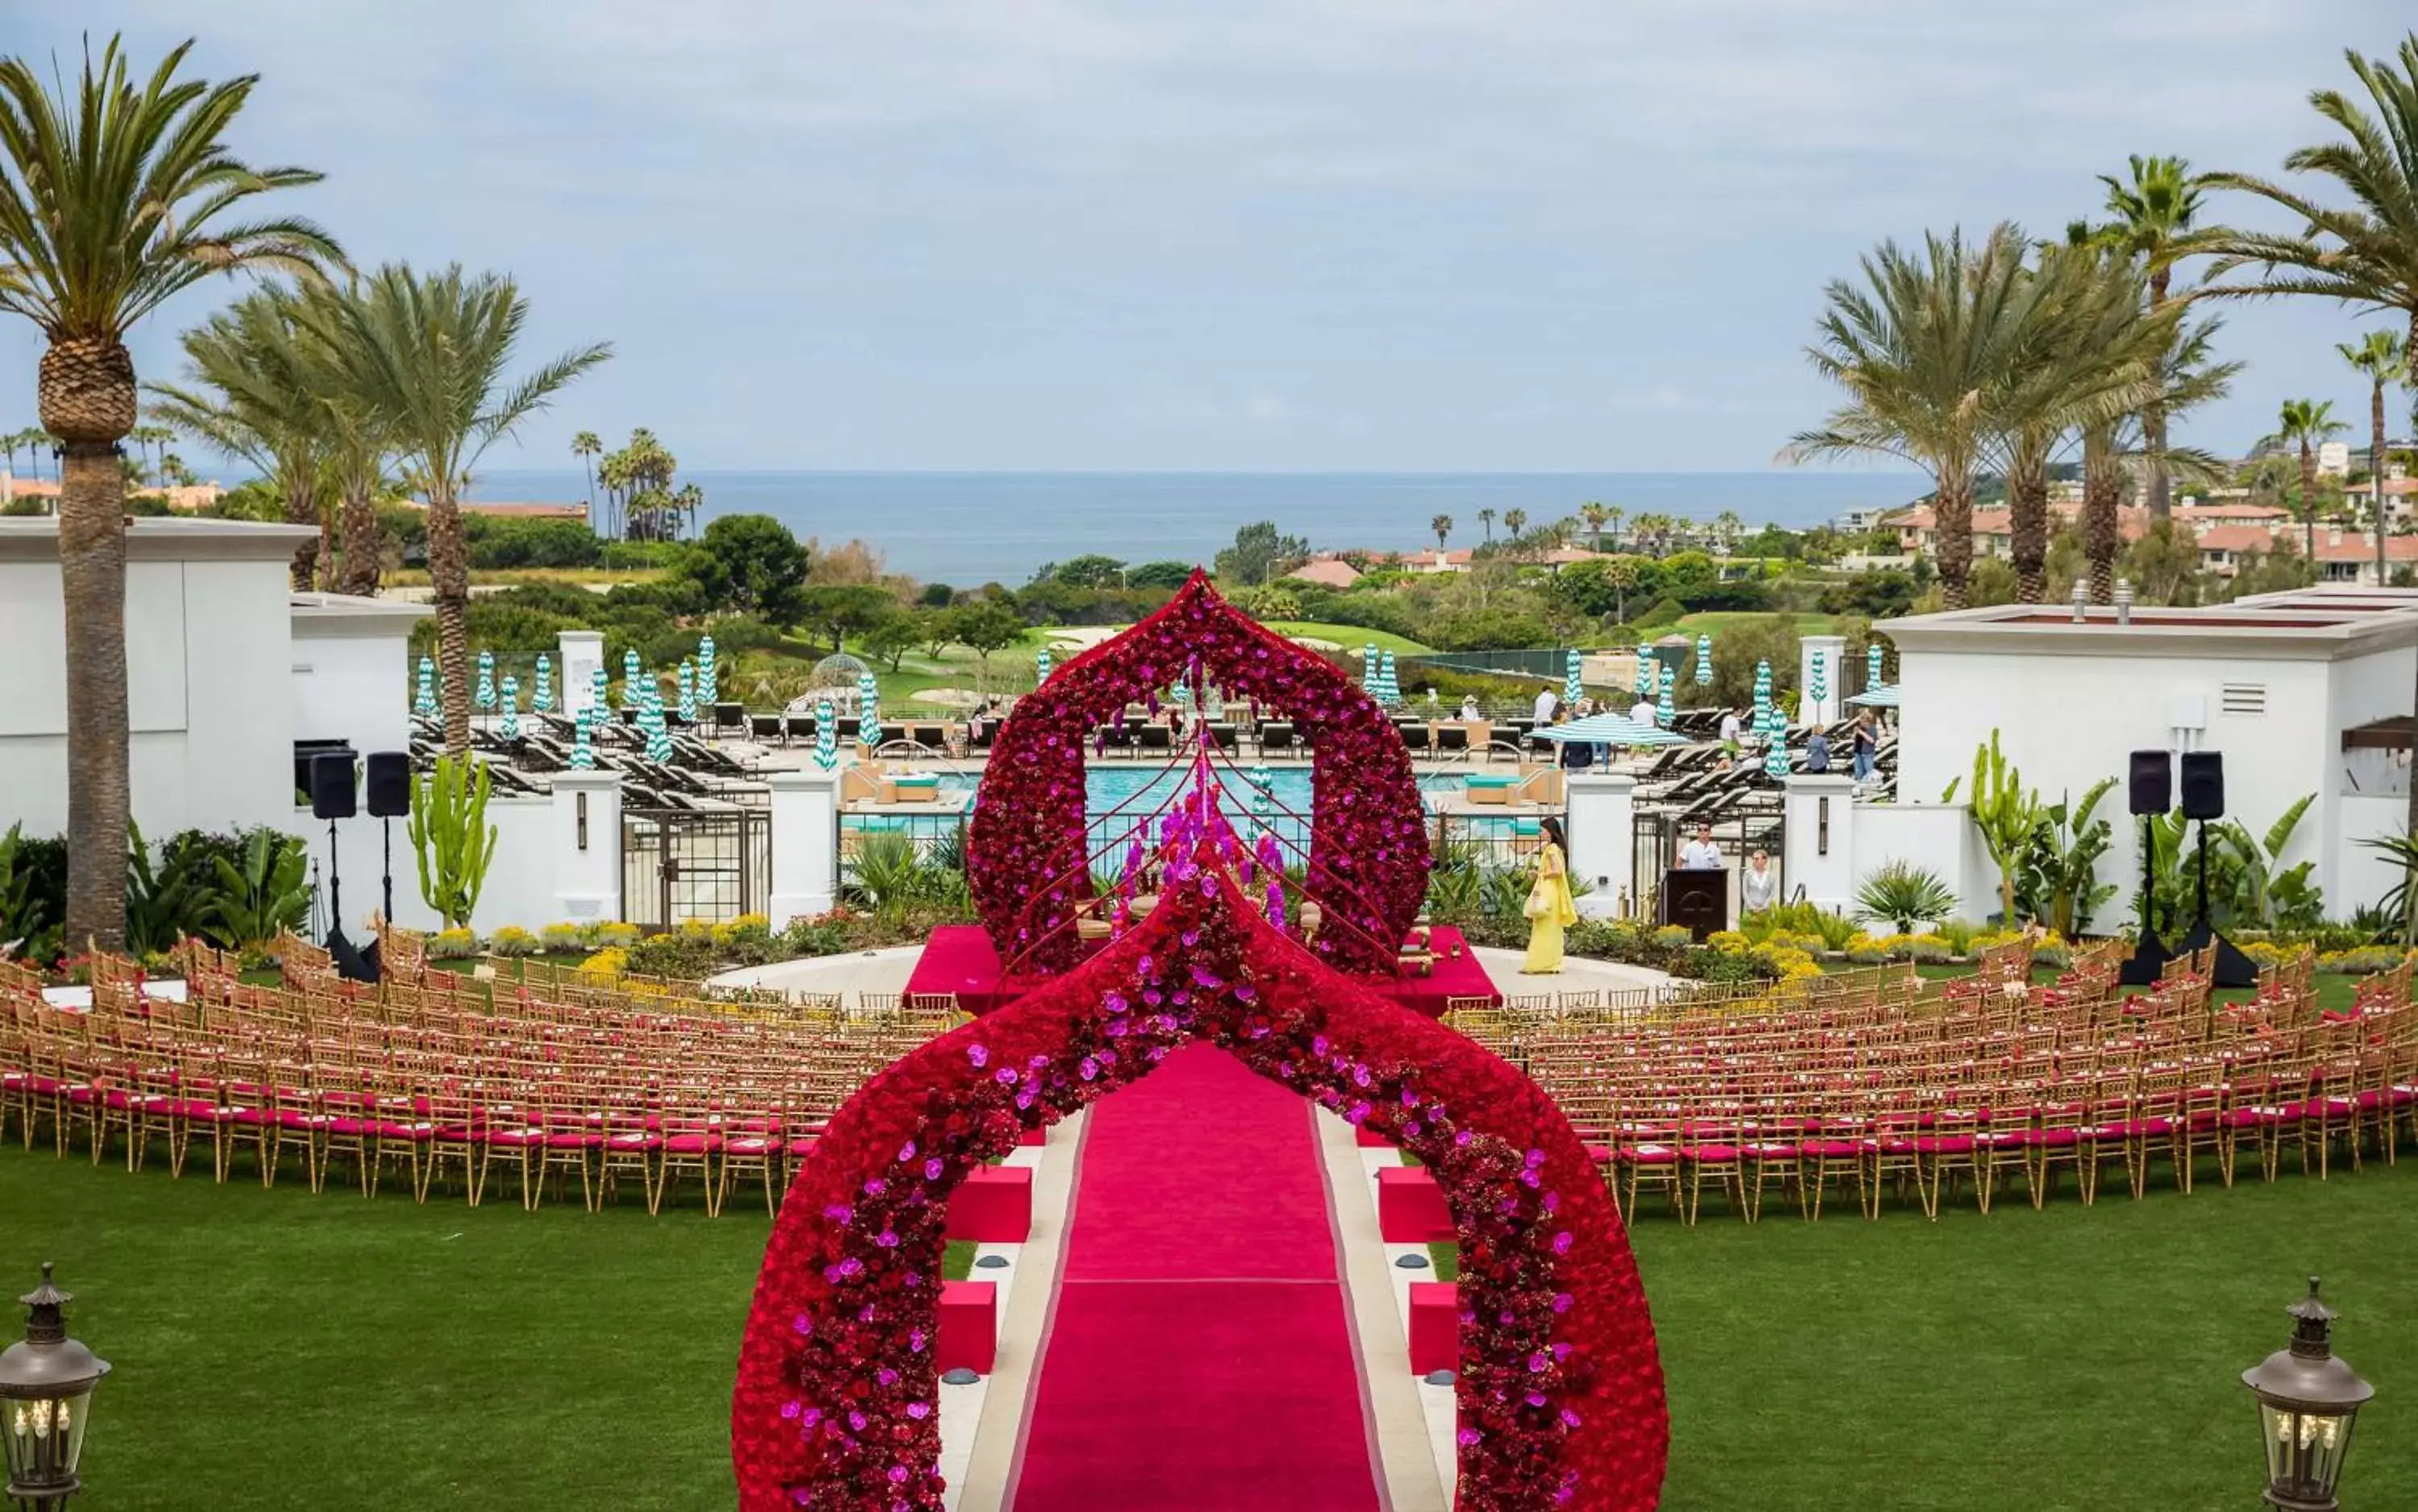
[1718,707,1743,746]
[1629,695,1657,729]
[1678,823,1724,870]
[1533,687,1558,725]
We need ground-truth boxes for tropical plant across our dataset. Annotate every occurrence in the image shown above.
[205,829,309,947]
[2096,155,2221,521]
[571,429,601,513]
[1853,860,1957,933]
[2259,400,2349,559]
[0,821,55,958]
[2021,777,2118,937]
[2360,833,2418,944]
[408,754,497,930]
[2216,793,2322,933]
[2339,330,2408,582]
[301,264,609,754]
[0,36,340,949]
[1806,908,1859,953]
[1787,225,2034,608]
[1477,508,1496,542]
[1963,730,2039,924]
[123,820,202,955]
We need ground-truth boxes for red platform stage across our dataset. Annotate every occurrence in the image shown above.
[904,924,1500,1018]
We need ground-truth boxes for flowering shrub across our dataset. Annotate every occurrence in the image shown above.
[596,921,642,948]
[578,945,629,978]
[968,572,1429,975]
[540,921,594,953]
[428,928,479,960]
[487,925,540,957]
[733,858,1668,1512]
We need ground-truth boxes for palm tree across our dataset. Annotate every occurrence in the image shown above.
[0,426,18,481]
[2075,312,2237,602]
[1989,241,2174,603]
[1579,501,1609,551]
[304,264,609,754]
[2262,400,2349,560]
[2097,156,2217,521]
[674,480,704,538]
[1603,505,1625,550]
[2340,330,2408,579]
[146,289,327,589]
[571,429,601,523]
[1713,509,1744,555]
[1477,507,1496,542]
[0,36,337,949]
[1503,508,1528,543]
[1430,512,1452,549]
[289,280,393,596]
[1787,225,2034,609]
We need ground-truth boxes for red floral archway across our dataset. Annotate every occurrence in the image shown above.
[732,862,1670,1511]
[967,572,1429,976]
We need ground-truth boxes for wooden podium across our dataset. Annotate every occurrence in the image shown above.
[1662,867,1727,942]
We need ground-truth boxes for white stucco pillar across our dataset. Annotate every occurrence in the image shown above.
[1798,634,1846,729]
[1783,774,1858,914]
[550,771,623,924]
[1564,771,1637,917]
[560,629,606,721]
[768,768,842,928]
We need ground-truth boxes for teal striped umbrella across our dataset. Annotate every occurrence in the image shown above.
[1694,633,1713,686]
[621,650,642,708]
[413,656,436,717]
[814,699,838,771]
[677,658,697,722]
[589,666,609,721]
[858,670,880,738]
[1634,642,1654,698]
[697,635,717,707]
[1377,649,1400,708]
[499,675,521,740]
[1809,650,1828,704]
[1564,649,1582,708]
[1036,646,1052,684]
[475,650,496,711]
[1656,677,1675,727]
[642,688,674,762]
[1764,706,1789,778]
[1361,644,1380,697]
[568,707,596,769]
[1867,642,1884,692]
[533,655,554,713]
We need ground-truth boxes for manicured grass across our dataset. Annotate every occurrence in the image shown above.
[1257,621,1435,656]
[1905,959,2363,1015]
[1668,609,1841,637]
[9,1138,2412,1509]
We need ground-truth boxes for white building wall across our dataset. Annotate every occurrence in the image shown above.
[298,795,560,936]
[2333,793,2408,922]
[291,627,413,761]
[1897,645,2349,926]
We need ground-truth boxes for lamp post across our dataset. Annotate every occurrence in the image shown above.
[2242,1277,2372,1512]
[0,1265,109,1512]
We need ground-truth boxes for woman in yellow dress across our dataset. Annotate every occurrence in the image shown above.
[1523,816,1579,973]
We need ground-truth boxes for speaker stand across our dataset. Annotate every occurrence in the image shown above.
[2118,814,2172,987]
[2175,820,2256,990]
[322,816,377,983]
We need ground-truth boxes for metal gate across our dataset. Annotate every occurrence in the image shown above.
[622,808,771,930]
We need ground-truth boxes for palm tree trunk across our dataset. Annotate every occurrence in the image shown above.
[2145,267,2172,523]
[2374,379,2390,588]
[283,475,319,591]
[1934,473,1974,609]
[428,484,474,754]
[338,477,382,596]
[2009,458,2049,604]
[314,498,337,590]
[57,442,131,952]
[2082,429,2121,604]
[2301,445,2318,561]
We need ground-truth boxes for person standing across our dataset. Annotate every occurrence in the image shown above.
[1805,728,1830,773]
[1533,684,1559,726]
[1628,687,1657,729]
[1851,709,1879,781]
[1522,816,1579,973]
[1718,705,1743,749]
[1741,847,1779,912]
[1678,822,1723,870]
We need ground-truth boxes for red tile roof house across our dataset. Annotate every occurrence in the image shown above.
[1285,557,1363,590]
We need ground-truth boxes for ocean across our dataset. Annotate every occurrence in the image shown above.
[465,470,1922,587]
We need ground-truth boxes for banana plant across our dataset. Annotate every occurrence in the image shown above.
[409,755,497,930]
[206,831,310,947]
[0,822,52,957]
[1963,730,2038,925]
[2216,793,2320,931]
[2361,833,2418,945]
[2022,777,2117,937]
[125,820,202,956]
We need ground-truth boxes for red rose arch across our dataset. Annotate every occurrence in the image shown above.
[733,583,1668,1511]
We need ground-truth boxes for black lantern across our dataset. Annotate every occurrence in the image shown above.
[2242,1277,2373,1512]
[0,1265,109,1512]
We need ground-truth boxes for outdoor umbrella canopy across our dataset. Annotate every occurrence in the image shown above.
[414,656,436,717]
[698,635,718,707]
[678,659,698,722]
[568,707,595,768]
[621,650,642,708]
[858,670,880,734]
[1867,641,1884,691]
[1847,686,1901,708]
[815,699,839,770]
[534,654,554,713]
[1564,649,1582,708]
[1037,646,1052,684]
[500,675,521,740]
[1532,714,1684,747]
[476,650,497,711]
[1695,633,1713,685]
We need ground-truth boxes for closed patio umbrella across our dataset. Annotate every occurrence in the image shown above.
[414,656,436,717]
[815,699,838,770]
[533,654,553,713]
[697,635,717,707]
[476,650,496,711]
[1694,633,1713,686]
[499,675,521,740]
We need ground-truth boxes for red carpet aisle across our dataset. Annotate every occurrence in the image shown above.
[1008,1045,1386,1511]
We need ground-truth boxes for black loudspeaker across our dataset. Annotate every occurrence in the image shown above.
[2179,750,2225,820]
[2128,750,2172,816]
[309,753,357,820]
[364,752,412,818]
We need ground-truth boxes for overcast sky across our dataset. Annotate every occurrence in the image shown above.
[2,1,2408,474]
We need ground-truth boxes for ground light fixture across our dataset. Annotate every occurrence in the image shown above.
[0,1265,109,1512]
[2241,1277,2372,1512]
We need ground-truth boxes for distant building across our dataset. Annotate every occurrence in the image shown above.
[1285,557,1362,590]
[407,499,591,521]
[2318,441,2352,477]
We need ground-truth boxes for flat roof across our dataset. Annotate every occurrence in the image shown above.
[1880,589,2418,662]
[0,517,318,563]
[291,592,432,637]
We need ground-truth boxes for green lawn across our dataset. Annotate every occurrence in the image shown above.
[9,1136,2410,1510]
[1668,609,1842,637]
[1258,621,1435,656]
